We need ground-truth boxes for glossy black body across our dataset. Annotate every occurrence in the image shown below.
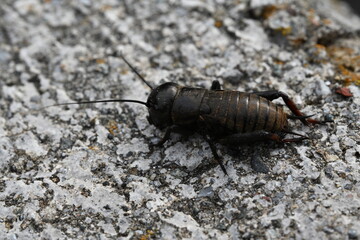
[146,82,288,138]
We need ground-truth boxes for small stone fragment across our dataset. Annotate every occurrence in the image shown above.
[336,87,353,97]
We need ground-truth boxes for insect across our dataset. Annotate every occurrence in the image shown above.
[49,54,330,175]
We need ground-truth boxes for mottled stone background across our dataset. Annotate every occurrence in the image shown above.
[0,0,359,239]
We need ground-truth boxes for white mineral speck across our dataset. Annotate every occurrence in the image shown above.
[14,132,47,157]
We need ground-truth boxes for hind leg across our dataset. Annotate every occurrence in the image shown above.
[220,131,306,173]
[253,90,327,125]
[219,131,308,146]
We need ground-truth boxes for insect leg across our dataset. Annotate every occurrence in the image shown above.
[210,80,221,90]
[203,135,228,175]
[219,131,307,145]
[150,127,172,147]
[220,131,273,145]
[267,133,308,143]
[253,90,324,125]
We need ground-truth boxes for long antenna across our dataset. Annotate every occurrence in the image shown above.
[119,54,154,89]
[38,54,153,111]
[40,99,148,110]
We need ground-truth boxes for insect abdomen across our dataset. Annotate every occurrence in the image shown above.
[201,91,287,133]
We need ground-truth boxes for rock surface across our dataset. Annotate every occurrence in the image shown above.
[1,0,360,239]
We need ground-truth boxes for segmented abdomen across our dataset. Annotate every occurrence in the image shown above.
[201,91,287,133]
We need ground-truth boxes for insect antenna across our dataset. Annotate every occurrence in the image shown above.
[38,54,153,111]
[39,99,148,110]
[119,54,154,89]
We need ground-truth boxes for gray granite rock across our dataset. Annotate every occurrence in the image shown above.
[1,0,360,239]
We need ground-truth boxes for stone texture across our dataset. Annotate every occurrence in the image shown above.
[1,0,360,239]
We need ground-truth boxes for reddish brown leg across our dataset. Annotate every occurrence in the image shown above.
[253,90,325,125]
